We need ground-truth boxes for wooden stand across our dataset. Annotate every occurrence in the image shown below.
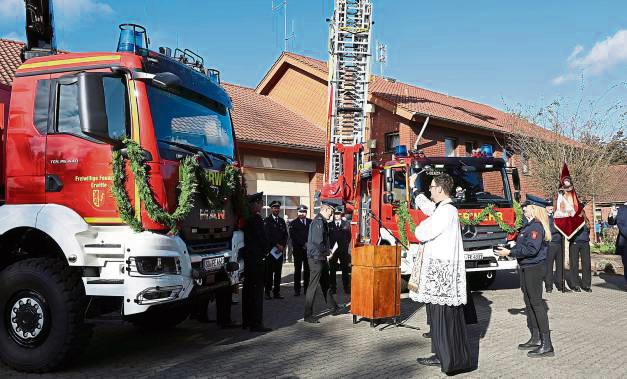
[350,245,401,327]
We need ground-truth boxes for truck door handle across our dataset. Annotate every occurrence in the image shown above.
[45,174,64,192]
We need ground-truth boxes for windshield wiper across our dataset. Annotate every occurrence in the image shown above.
[158,139,201,153]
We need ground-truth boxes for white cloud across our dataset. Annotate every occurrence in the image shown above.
[0,0,21,18]
[54,0,113,20]
[553,29,627,85]
[1,31,25,41]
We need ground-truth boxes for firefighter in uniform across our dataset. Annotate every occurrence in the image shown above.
[264,200,288,299]
[304,201,340,323]
[495,194,555,358]
[329,205,351,294]
[241,192,272,332]
[289,204,311,296]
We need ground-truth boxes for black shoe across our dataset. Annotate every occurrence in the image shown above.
[331,306,342,316]
[582,287,592,292]
[518,328,541,350]
[572,287,581,292]
[546,288,553,293]
[304,317,320,324]
[274,294,284,299]
[416,355,441,366]
[250,325,272,332]
[265,293,273,300]
[556,287,571,293]
[528,332,555,358]
[422,331,431,339]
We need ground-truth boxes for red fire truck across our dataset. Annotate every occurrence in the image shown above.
[0,1,242,372]
[322,0,522,292]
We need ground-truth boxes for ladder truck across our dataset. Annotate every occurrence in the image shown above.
[0,0,243,372]
[322,0,523,292]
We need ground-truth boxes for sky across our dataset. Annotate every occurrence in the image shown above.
[1,0,626,131]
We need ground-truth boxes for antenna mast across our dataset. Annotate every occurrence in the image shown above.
[272,0,295,51]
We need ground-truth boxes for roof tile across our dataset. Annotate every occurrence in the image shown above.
[0,39,24,86]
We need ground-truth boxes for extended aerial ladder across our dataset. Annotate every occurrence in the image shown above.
[322,0,372,206]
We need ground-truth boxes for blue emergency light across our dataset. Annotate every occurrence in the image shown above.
[117,24,148,54]
[394,145,408,158]
[480,144,493,157]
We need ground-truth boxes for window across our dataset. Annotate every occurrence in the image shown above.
[465,141,475,157]
[392,168,407,203]
[57,82,83,136]
[445,138,457,157]
[262,195,302,220]
[34,80,50,135]
[385,132,400,152]
[102,76,129,141]
[521,154,529,175]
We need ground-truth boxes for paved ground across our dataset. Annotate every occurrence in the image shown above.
[1,266,626,378]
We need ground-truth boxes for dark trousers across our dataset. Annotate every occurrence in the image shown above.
[545,242,564,290]
[427,303,472,374]
[568,241,591,289]
[242,263,265,328]
[216,285,233,325]
[293,247,310,294]
[265,255,283,295]
[519,264,550,333]
[304,258,338,319]
[329,251,350,292]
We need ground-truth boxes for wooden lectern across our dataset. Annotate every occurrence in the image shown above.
[350,245,401,326]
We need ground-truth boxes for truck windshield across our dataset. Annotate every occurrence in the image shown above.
[412,164,512,207]
[146,85,235,159]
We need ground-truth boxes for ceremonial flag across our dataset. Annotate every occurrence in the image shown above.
[553,163,585,239]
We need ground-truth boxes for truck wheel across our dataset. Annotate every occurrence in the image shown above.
[400,276,409,293]
[130,308,190,330]
[0,258,91,373]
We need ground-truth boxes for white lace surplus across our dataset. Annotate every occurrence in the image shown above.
[415,257,466,306]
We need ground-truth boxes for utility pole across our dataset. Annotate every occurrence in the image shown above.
[376,41,387,77]
[272,0,295,51]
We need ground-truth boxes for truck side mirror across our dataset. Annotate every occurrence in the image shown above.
[384,167,393,193]
[509,167,521,202]
[77,72,124,147]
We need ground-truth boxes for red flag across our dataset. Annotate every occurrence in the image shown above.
[553,163,585,239]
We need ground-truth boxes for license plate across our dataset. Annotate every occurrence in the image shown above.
[203,257,223,271]
[464,253,484,261]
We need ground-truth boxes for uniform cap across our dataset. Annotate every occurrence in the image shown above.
[334,205,345,214]
[247,192,263,203]
[523,194,551,208]
[269,200,282,208]
[297,205,308,212]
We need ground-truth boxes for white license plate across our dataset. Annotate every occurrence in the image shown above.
[464,253,484,261]
[203,257,223,271]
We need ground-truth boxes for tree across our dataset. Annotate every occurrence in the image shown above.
[505,96,626,203]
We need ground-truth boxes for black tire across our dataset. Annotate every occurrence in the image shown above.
[130,308,190,330]
[0,258,92,373]
[400,276,410,293]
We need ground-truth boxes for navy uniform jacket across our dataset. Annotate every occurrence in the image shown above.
[572,224,590,243]
[307,213,330,261]
[548,215,562,244]
[329,219,351,255]
[615,205,627,257]
[510,219,548,267]
[289,217,311,251]
[243,213,270,267]
[264,214,288,250]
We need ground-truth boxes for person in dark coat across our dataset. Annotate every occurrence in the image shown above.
[289,204,311,296]
[544,205,567,293]
[568,210,592,292]
[328,205,351,294]
[241,192,272,332]
[304,201,340,323]
[496,194,554,358]
[264,200,288,299]
[612,204,627,289]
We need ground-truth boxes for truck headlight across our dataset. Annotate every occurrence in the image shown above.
[129,257,181,275]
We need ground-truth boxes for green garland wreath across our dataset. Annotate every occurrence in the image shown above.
[395,199,523,248]
[111,138,198,234]
[111,138,249,234]
[458,200,523,234]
